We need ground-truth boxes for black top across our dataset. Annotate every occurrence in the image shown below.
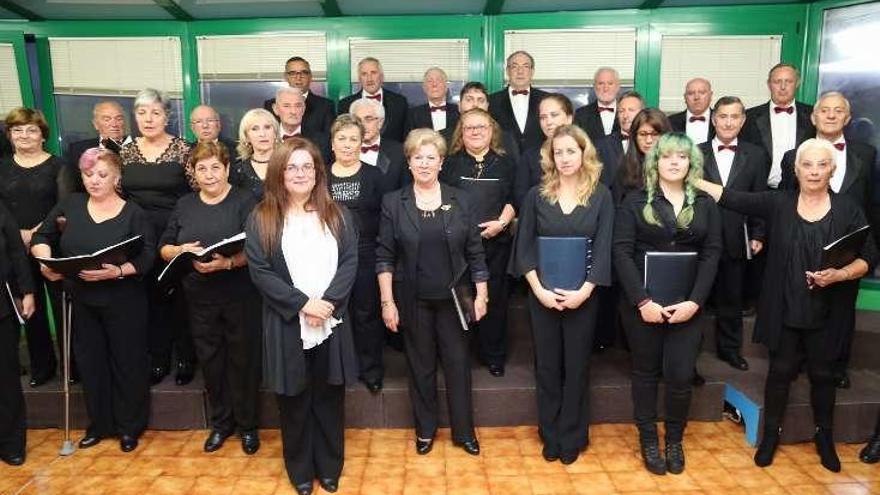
[159,187,257,304]
[230,158,265,201]
[613,189,722,307]
[514,146,541,211]
[417,208,454,299]
[120,137,193,215]
[510,184,615,289]
[328,163,385,258]
[32,194,155,305]
[574,101,620,143]
[440,150,517,225]
[0,155,73,229]
[784,213,832,329]
[0,202,34,320]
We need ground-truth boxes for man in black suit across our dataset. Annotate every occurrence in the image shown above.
[741,63,815,188]
[700,96,769,371]
[595,91,644,188]
[338,57,409,142]
[188,104,236,153]
[66,100,131,191]
[574,67,621,142]
[350,98,408,192]
[778,91,877,389]
[272,87,331,165]
[458,82,520,162]
[489,50,548,152]
[405,67,459,136]
[262,56,335,135]
[669,77,716,145]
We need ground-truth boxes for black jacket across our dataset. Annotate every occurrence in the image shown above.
[406,102,460,134]
[669,111,716,143]
[263,92,336,135]
[741,101,815,161]
[338,88,409,142]
[574,101,620,143]
[0,202,34,320]
[489,86,548,153]
[595,131,628,194]
[372,138,409,193]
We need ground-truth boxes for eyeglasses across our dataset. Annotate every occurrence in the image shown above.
[286,70,311,77]
[192,119,220,126]
[507,63,533,71]
[463,124,490,133]
[9,127,42,136]
[285,163,315,175]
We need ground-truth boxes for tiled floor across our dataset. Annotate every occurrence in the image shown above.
[1,421,877,494]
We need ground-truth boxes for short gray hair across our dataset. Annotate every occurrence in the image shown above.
[275,86,304,101]
[815,91,851,114]
[349,97,385,120]
[795,138,838,167]
[593,67,619,82]
[423,67,448,82]
[133,88,170,114]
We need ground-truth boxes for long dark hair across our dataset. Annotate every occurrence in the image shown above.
[619,108,672,192]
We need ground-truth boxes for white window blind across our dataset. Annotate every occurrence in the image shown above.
[659,35,782,112]
[504,29,637,86]
[349,39,469,82]
[49,37,183,97]
[0,44,23,115]
[197,33,327,82]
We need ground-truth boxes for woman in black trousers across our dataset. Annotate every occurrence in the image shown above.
[0,202,36,466]
[376,128,489,456]
[442,108,516,377]
[246,138,358,495]
[510,124,614,464]
[614,133,721,475]
[32,148,154,453]
[159,142,261,455]
[696,138,878,473]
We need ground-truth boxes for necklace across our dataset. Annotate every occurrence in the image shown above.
[414,185,441,216]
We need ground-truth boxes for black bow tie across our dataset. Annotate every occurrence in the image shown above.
[101,138,123,153]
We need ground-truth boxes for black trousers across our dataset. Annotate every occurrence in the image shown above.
[74,285,150,438]
[711,255,745,356]
[763,325,836,432]
[832,282,859,377]
[621,306,702,442]
[350,252,385,382]
[528,292,597,452]
[473,238,511,366]
[188,293,262,433]
[0,315,25,456]
[146,273,196,370]
[404,298,475,442]
[277,337,344,486]
[594,285,621,350]
[22,260,62,378]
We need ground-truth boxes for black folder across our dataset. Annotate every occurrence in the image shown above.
[821,225,870,269]
[4,282,25,325]
[449,266,475,331]
[537,236,592,291]
[643,251,698,306]
[35,235,144,277]
[158,232,247,285]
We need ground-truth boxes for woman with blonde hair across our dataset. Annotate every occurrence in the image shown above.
[510,124,614,464]
[231,108,279,200]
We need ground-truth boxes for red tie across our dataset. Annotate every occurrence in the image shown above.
[430,105,447,112]
[361,144,380,153]
[598,106,614,113]
[834,142,846,151]
[282,133,299,141]
[717,144,737,152]
[689,115,706,123]
[774,106,793,114]
[365,93,382,102]
[511,89,529,96]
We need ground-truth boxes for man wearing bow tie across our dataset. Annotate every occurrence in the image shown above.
[595,91,644,189]
[273,87,331,164]
[699,96,770,372]
[262,56,336,135]
[574,67,621,142]
[741,63,815,188]
[66,100,132,191]
[350,98,408,192]
[489,51,548,152]
[669,78,716,144]
[405,67,460,135]
[338,57,409,142]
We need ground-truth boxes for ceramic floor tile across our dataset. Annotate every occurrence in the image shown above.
[487,475,534,495]
[783,484,833,495]
[479,438,522,457]
[562,453,605,474]
[528,473,574,495]
[445,455,486,476]
[765,463,818,485]
[598,450,643,472]
[726,466,782,488]
[653,471,702,491]
[687,467,739,490]
[607,470,660,492]
[569,472,617,495]
[806,467,857,485]
[148,475,197,494]
[189,475,237,495]
[713,448,758,468]
[825,483,873,495]
[233,475,279,493]
[404,457,446,477]
[449,474,490,495]
[839,462,880,482]
[484,456,527,477]
[521,455,567,475]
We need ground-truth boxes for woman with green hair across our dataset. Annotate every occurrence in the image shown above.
[613,133,721,476]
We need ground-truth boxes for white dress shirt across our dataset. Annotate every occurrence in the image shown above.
[280,125,302,140]
[768,102,797,188]
[685,110,711,144]
[360,135,381,166]
[829,136,848,193]
[362,88,384,102]
[429,101,447,131]
[509,87,529,133]
[712,137,737,186]
[598,100,616,136]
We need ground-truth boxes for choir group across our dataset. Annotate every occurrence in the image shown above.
[1,50,879,495]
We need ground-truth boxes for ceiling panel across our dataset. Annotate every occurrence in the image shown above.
[661,0,801,6]
[19,0,174,20]
[0,6,26,19]
[502,0,643,13]
[338,0,483,16]
[178,0,325,19]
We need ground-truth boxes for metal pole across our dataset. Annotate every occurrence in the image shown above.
[59,292,74,456]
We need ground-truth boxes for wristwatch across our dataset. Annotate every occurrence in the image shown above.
[497,217,508,229]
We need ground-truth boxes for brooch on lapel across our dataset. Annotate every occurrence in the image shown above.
[441,204,452,211]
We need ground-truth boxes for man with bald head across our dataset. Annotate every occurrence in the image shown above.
[273,86,331,164]
[66,100,131,191]
[405,67,459,135]
[188,104,236,152]
[575,67,622,142]
[669,78,716,144]
[339,57,409,142]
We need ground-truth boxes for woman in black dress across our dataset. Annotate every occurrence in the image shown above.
[231,108,278,200]
[327,114,387,392]
[119,88,195,386]
[613,133,721,476]
[376,128,489,456]
[31,148,154,453]
[246,138,358,495]
[696,138,877,473]
[0,201,35,466]
[510,124,614,464]
[0,107,72,387]
[159,141,261,455]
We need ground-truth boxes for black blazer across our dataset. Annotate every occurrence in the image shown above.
[514,146,541,210]
[699,140,769,259]
[373,138,409,192]
[295,130,332,167]
[595,132,628,191]
[375,184,489,328]
[406,102,460,134]
[669,111,716,143]
[741,101,815,161]
[489,87,548,153]
[263,92,336,135]
[0,201,34,320]
[338,88,409,142]
[574,101,620,143]
[0,133,11,159]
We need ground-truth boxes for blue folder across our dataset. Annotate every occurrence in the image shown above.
[537,236,592,291]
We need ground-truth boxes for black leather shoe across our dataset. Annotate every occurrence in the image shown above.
[487,364,505,377]
[318,478,339,493]
[78,434,102,449]
[640,441,666,475]
[542,444,559,462]
[0,452,24,466]
[120,435,138,453]
[453,438,480,456]
[559,449,579,465]
[860,434,880,463]
[754,428,781,467]
[241,431,260,455]
[692,369,706,387]
[416,438,434,455]
[719,353,749,371]
[665,442,685,474]
[814,427,841,472]
[175,360,195,386]
[294,481,313,495]
[835,372,851,389]
[29,369,55,388]
[203,430,232,453]
[150,365,169,385]
[364,378,383,394]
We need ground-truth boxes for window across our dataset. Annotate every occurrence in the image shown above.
[659,35,782,112]
[0,43,23,116]
[348,38,469,105]
[504,29,637,108]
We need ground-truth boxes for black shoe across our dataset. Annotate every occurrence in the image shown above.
[860,434,880,464]
[754,428,781,467]
[692,369,706,387]
[487,364,505,377]
[416,438,434,455]
[29,369,55,388]
[542,444,559,462]
[78,434,102,449]
[453,438,480,456]
[318,478,339,493]
[120,435,138,453]
[294,481,313,495]
[150,365,169,385]
[363,378,383,394]
[835,372,851,389]
[719,353,749,371]
[0,452,24,466]
[814,427,841,472]
[203,430,232,453]
[175,360,195,386]
[559,449,579,465]
[640,441,666,475]
[241,431,260,455]
[665,442,685,474]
